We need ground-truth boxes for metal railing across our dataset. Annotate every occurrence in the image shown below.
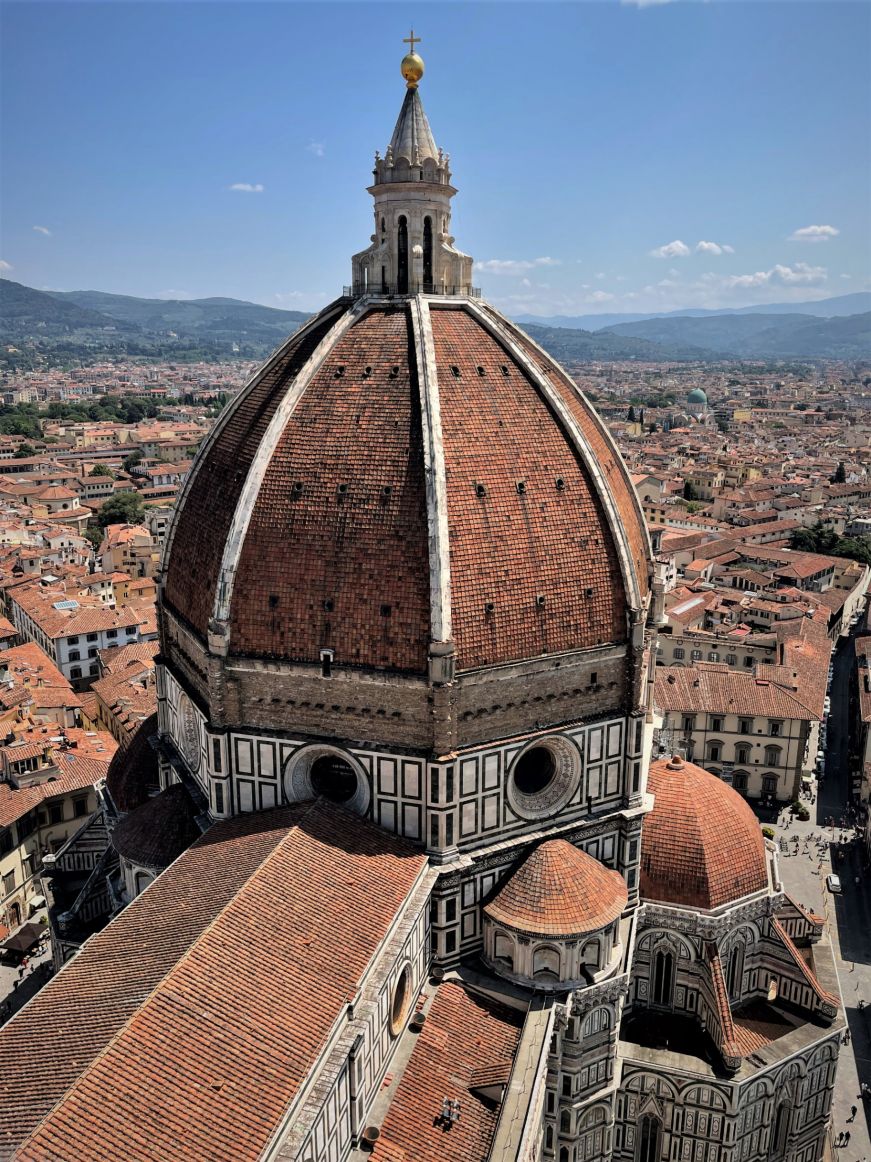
[343,283,481,299]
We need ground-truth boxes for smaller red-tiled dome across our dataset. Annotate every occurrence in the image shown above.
[642,755,768,910]
[111,782,201,870]
[485,840,628,937]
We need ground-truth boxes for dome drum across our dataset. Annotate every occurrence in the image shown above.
[482,839,629,990]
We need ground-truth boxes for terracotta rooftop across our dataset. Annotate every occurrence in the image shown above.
[0,801,428,1162]
[164,300,649,674]
[641,755,769,910]
[372,983,523,1162]
[485,839,627,936]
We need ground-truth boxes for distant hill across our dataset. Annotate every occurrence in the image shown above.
[0,280,312,370]
[3,278,868,369]
[516,292,871,332]
[0,280,140,336]
[523,323,711,363]
[603,311,871,359]
[48,290,310,344]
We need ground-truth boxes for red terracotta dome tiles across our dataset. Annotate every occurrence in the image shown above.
[432,309,627,670]
[164,306,344,636]
[229,307,432,673]
[641,756,769,910]
[485,839,627,936]
[493,313,650,604]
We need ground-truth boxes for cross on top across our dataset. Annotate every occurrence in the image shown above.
[403,28,420,54]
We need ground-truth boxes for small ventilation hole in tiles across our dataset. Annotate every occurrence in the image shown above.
[362,365,372,378]
[555,477,566,491]
[380,604,392,617]
[268,594,279,609]
[388,365,399,379]
[292,481,304,495]
[450,365,461,378]
[516,481,526,495]
[477,366,485,376]
[501,365,510,376]
[334,366,345,379]
[323,599,334,612]
[585,588,594,598]
[484,601,495,614]
[475,483,487,499]
[381,485,393,500]
[535,594,546,608]
[337,483,348,496]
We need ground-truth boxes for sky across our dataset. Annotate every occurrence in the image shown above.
[2,0,870,318]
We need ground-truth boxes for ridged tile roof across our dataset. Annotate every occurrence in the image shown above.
[641,755,768,910]
[372,983,523,1162]
[485,839,627,936]
[0,801,427,1162]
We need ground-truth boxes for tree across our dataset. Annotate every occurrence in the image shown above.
[682,479,699,501]
[89,464,114,477]
[97,490,145,529]
[84,526,104,550]
[832,461,847,484]
[16,442,36,457]
[122,449,143,475]
[627,405,637,423]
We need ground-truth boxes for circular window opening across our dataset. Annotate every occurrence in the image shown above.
[512,746,556,796]
[310,755,358,803]
[390,963,412,1036]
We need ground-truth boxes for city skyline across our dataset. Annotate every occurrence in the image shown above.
[2,1,869,317]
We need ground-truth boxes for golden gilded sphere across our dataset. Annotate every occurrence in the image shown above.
[401,52,424,88]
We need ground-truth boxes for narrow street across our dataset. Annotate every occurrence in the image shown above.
[771,630,871,1161]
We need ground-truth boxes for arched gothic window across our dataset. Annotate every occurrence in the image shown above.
[560,1109,571,1135]
[637,1114,661,1162]
[397,215,408,293]
[423,216,433,291]
[652,948,674,1007]
[727,943,744,998]
[769,1103,791,1159]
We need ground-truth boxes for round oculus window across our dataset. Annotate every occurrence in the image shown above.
[284,745,371,816]
[506,736,581,821]
[310,754,358,804]
[389,963,413,1036]
[512,747,556,796]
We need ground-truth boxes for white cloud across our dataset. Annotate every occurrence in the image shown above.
[716,261,827,289]
[649,239,690,259]
[595,271,606,280]
[228,182,264,193]
[586,290,616,303]
[477,256,561,275]
[32,225,51,236]
[841,274,852,280]
[695,240,733,256]
[788,224,839,243]
[306,142,326,158]
[0,260,12,272]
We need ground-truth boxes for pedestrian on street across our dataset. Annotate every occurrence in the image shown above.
[849,1105,857,1122]
[845,1130,852,1147]
[835,1130,843,1146]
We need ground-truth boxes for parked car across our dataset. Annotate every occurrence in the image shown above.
[826,874,842,894]
[824,696,831,715]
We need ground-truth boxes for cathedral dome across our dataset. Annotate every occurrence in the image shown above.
[162,301,650,675]
[641,755,769,910]
[485,839,627,937]
[687,387,707,404]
